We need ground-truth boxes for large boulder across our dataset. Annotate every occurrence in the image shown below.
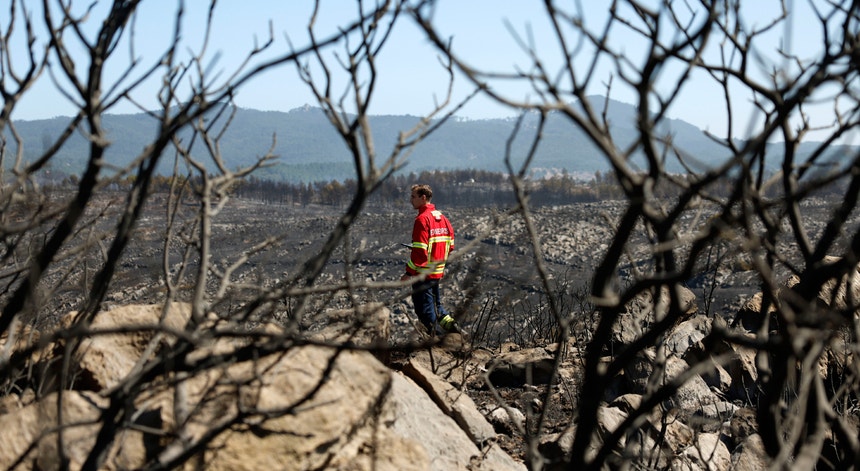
[0,303,525,470]
[179,345,397,470]
[0,390,154,471]
[665,315,712,357]
[734,255,860,333]
[61,302,193,391]
[733,291,779,332]
[609,393,695,456]
[623,348,731,420]
[306,302,390,347]
[712,335,759,403]
[783,255,860,313]
[731,434,770,471]
[593,401,678,468]
[305,302,392,364]
[676,432,732,471]
[401,358,498,445]
[485,346,556,387]
[150,341,525,470]
[613,285,697,346]
[385,372,526,471]
[0,303,193,397]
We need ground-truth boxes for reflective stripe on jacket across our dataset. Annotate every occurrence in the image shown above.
[406,203,454,279]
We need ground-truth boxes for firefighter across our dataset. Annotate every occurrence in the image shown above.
[400,184,460,335]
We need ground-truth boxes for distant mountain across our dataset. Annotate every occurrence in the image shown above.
[5,96,854,183]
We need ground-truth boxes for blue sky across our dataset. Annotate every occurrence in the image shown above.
[5,1,850,143]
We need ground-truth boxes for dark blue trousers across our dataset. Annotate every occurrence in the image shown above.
[411,279,450,331]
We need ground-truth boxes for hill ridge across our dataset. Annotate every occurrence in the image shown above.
[5,96,848,183]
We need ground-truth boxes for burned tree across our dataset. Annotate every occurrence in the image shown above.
[0,1,471,469]
[411,0,860,469]
[2,0,860,470]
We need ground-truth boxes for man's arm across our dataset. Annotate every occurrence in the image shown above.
[402,217,429,280]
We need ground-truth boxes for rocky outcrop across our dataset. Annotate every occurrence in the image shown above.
[0,390,153,471]
[65,302,192,391]
[0,303,525,471]
[401,358,498,445]
[485,346,557,387]
[612,284,698,346]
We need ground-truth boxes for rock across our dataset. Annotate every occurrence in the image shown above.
[699,359,733,394]
[731,434,769,471]
[665,315,712,357]
[693,401,739,433]
[306,302,391,363]
[784,255,860,313]
[597,404,627,442]
[0,303,195,403]
[486,346,556,387]
[607,394,695,458]
[608,393,642,413]
[697,333,759,403]
[538,424,576,462]
[2,302,527,470]
[156,337,522,470]
[147,344,400,470]
[405,346,487,391]
[439,331,469,351]
[824,334,853,383]
[0,389,35,418]
[654,411,695,456]
[613,284,698,346]
[153,342,523,470]
[677,432,731,471]
[0,318,43,364]
[61,303,192,391]
[736,256,860,333]
[385,372,527,471]
[306,302,390,347]
[0,390,154,470]
[721,337,759,402]
[487,406,525,435]
[726,407,758,446]
[623,348,722,417]
[596,403,677,468]
[401,358,498,445]
[733,291,778,332]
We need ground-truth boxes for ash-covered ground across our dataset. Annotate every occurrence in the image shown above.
[96,193,855,347]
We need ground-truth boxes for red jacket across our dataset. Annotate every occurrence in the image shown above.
[406,203,454,279]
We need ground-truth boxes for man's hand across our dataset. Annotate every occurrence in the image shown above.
[400,274,411,282]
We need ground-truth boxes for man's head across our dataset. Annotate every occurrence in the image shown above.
[410,184,432,209]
